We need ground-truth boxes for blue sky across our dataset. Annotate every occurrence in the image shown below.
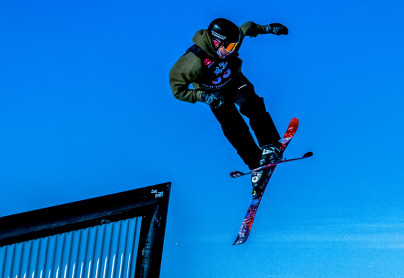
[1,0,403,277]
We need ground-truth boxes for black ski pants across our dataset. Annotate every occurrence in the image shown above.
[210,74,280,169]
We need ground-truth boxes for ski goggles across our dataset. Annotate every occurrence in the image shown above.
[213,40,239,53]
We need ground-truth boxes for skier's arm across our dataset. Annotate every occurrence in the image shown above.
[169,53,203,103]
[240,21,288,37]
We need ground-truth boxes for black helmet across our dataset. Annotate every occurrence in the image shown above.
[208,18,240,46]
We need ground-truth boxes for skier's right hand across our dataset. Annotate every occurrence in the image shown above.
[200,92,224,108]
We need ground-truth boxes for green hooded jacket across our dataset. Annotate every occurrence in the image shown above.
[169,21,269,103]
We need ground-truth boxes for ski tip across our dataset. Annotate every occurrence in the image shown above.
[303,152,313,158]
[291,117,299,126]
[284,118,299,138]
[230,171,243,178]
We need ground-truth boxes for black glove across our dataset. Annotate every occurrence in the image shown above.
[201,92,224,108]
[265,23,288,35]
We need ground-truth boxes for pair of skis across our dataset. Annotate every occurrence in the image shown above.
[230,151,313,178]
[232,118,311,245]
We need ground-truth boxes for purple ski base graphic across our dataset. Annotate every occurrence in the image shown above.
[233,118,299,245]
[233,170,274,245]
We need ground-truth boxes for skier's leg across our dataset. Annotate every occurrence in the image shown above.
[210,102,261,169]
[234,75,281,147]
[233,75,282,198]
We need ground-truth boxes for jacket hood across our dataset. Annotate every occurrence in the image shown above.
[192,29,217,57]
[192,28,243,58]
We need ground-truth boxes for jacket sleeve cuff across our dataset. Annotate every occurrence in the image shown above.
[195,90,203,102]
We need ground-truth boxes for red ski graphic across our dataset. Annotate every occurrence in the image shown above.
[233,117,299,245]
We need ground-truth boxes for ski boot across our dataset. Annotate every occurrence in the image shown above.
[251,142,282,199]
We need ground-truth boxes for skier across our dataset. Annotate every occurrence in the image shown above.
[169,18,288,198]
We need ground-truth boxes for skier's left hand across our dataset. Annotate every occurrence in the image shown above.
[265,23,288,35]
[201,91,224,108]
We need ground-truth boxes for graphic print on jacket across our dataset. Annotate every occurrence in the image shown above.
[186,44,242,91]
